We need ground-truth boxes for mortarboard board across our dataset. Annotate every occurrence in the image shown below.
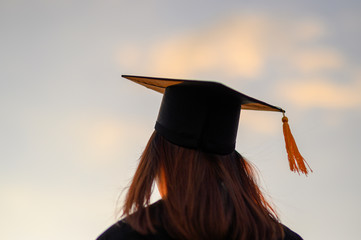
[122,75,312,176]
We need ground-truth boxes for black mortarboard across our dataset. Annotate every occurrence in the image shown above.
[123,75,312,175]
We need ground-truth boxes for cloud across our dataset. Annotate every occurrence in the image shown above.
[278,78,361,109]
[147,16,270,79]
[117,13,347,84]
[290,48,345,73]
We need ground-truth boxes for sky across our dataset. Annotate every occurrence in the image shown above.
[1,0,361,239]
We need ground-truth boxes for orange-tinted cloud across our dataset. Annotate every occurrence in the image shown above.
[291,48,345,73]
[147,16,269,79]
[278,77,361,109]
[119,14,335,81]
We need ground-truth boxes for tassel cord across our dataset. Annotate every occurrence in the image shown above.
[282,114,312,175]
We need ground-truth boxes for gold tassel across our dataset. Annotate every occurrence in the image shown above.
[282,113,312,175]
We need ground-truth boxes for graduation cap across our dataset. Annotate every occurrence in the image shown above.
[123,75,312,175]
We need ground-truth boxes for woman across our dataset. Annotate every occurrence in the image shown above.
[97,75,305,240]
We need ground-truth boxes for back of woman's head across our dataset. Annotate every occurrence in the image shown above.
[123,131,284,240]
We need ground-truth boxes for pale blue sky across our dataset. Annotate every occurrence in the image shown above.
[1,0,360,239]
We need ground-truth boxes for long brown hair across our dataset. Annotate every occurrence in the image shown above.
[122,131,284,240]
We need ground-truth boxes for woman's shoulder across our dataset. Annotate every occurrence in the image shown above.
[96,201,172,240]
[96,220,143,240]
[96,219,173,240]
[281,225,303,240]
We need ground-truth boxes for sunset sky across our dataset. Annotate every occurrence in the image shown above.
[1,0,360,239]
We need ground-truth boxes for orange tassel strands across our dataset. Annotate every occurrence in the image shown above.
[282,113,312,176]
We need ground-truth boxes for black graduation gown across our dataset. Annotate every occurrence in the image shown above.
[97,201,303,240]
